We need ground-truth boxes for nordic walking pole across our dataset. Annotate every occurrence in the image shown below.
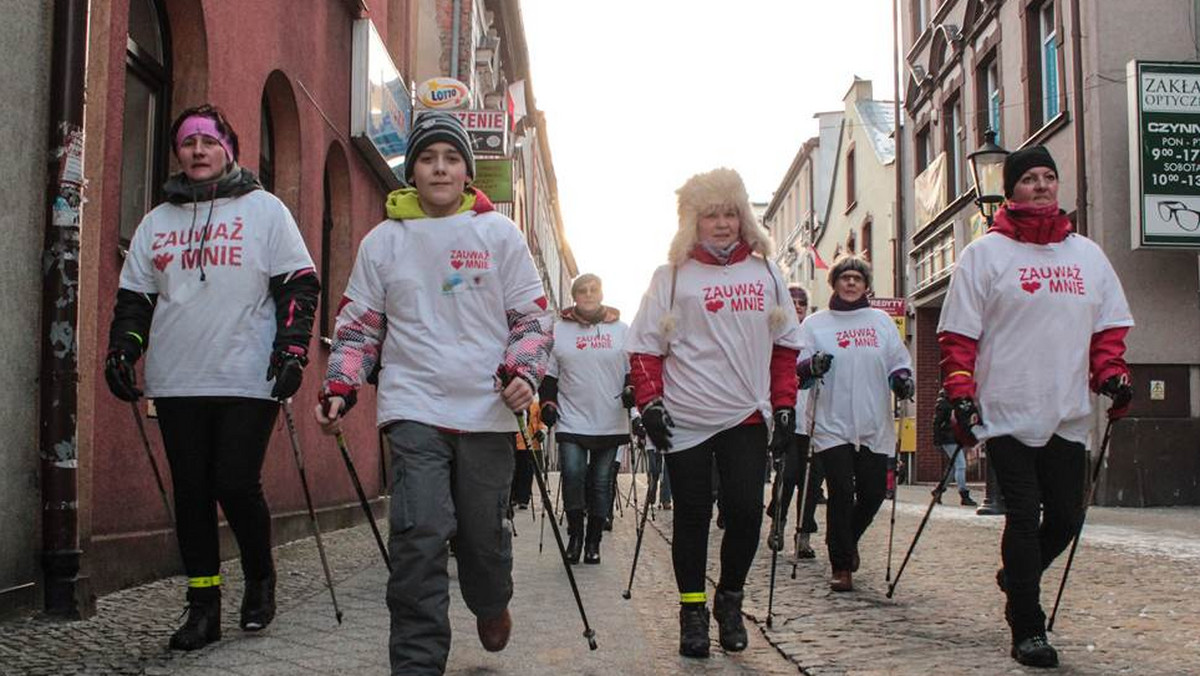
[515,410,599,650]
[765,450,787,629]
[1048,417,1115,632]
[130,401,174,523]
[885,437,901,583]
[282,400,342,624]
[886,443,963,598]
[333,430,391,571]
[791,381,821,580]
[622,436,659,599]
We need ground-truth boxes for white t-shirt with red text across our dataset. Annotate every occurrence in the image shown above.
[799,307,911,457]
[938,232,1134,447]
[119,190,314,399]
[344,210,546,432]
[626,256,802,452]
[547,319,631,436]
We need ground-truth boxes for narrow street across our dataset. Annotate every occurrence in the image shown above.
[3,473,1199,674]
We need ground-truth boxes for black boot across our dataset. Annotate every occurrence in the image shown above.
[240,572,276,631]
[170,588,221,651]
[960,489,978,506]
[712,588,747,652]
[584,516,603,564]
[1011,634,1059,668]
[678,604,710,658]
[565,510,584,565]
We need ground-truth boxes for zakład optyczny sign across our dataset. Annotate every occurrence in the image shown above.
[1128,60,1200,249]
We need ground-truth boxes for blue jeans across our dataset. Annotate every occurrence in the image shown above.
[940,443,968,493]
[559,441,618,519]
[646,446,672,504]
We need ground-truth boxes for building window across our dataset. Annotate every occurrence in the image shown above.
[976,54,1002,145]
[915,124,932,175]
[845,144,857,210]
[1027,1,1062,130]
[119,0,170,244]
[911,0,928,40]
[861,220,873,262]
[259,93,275,193]
[943,94,966,199]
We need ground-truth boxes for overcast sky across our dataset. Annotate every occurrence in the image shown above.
[521,0,897,315]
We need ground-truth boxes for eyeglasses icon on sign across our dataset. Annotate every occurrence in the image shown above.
[1157,200,1200,232]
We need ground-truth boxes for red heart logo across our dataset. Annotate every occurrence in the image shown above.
[153,253,174,271]
[1021,280,1041,294]
[838,339,850,349]
[451,259,464,270]
[576,338,587,350]
[705,299,724,313]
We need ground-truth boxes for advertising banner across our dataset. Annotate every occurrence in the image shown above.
[869,297,907,337]
[350,19,411,189]
[473,158,513,203]
[449,110,508,156]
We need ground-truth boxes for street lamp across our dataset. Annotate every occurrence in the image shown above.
[968,129,1008,224]
[966,128,1008,517]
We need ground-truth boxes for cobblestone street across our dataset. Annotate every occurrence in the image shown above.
[3,474,1199,674]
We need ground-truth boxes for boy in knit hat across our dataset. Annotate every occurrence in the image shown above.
[316,111,553,674]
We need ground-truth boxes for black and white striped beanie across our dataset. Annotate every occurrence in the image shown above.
[404,112,475,185]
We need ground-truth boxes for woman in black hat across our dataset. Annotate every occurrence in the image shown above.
[938,145,1134,668]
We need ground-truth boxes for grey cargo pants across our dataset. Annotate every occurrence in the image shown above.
[384,421,515,675]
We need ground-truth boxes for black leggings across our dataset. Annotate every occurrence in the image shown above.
[156,397,279,584]
[665,424,767,600]
[767,434,823,534]
[821,444,888,572]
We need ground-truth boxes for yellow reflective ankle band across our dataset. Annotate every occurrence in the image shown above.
[188,575,222,588]
[680,592,706,604]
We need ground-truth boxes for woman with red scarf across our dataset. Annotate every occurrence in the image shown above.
[938,146,1134,669]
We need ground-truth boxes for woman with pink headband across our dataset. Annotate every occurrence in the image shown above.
[105,103,319,651]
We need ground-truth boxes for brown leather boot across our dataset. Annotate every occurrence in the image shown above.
[477,608,512,652]
[830,570,853,592]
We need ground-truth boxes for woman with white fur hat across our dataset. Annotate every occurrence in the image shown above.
[627,167,802,658]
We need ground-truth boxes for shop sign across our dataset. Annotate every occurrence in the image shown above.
[473,158,513,203]
[869,297,907,337]
[450,110,508,155]
[350,19,411,189]
[417,77,470,110]
[1128,60,1200,249]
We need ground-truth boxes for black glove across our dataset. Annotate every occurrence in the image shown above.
[769,407,796,461]
[889,371,915,400]
[534,429,546,446]
[267,346,308,400]
[631,415,647,441]
[540,401,559,428]
[620,385,636,409]
[811,351,833,378]
[104,349,142,402]
[641,399,674,451]
[950,397,982,447]
[1099,373,1133,419]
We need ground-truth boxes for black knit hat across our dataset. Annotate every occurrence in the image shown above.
[404,112,475,186]
[1003,146,1057,197]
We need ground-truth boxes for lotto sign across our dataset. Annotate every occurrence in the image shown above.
[417,77,470,109]
[1128,60,1200,249]
[869,297,906,338]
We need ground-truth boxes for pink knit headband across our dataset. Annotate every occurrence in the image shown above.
[175,115,234,161]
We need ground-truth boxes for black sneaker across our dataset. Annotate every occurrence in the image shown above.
[712,588,747,652]
[1011,635,1059,668]
[678,604,710,658]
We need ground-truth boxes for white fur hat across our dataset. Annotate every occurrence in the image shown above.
[668,167,773,266]
[660,167,786,335]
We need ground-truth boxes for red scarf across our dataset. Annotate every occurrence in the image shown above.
[989,202,1072,244]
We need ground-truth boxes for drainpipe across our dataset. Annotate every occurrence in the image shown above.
[892,0,906,297]
[1070,0,1088,236]
[40,0,91,618]
[450,0,462,80]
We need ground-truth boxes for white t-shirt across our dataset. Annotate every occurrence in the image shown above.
[344,210,546,432]
[799,307,911,457]
[119,190,314,399]
[547,319,631,436]
[626,255,802,452]
[938,232,1134,447]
